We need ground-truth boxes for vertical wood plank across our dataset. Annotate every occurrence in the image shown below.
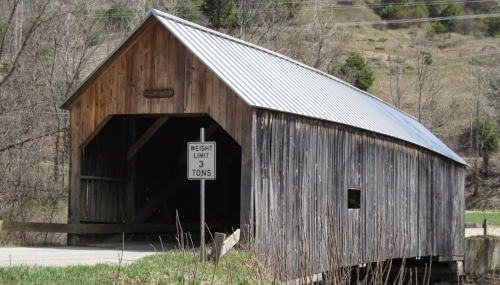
[226,87,235,137]
[158,27,170,113]
[184,49,193,113]
[205,68,213,116]
[146,28,156,113]
[174,37,185,113]
[166,32,175,114]
[117,56,126,114]
[191,54,200,113]
[212,74,220,122]
[218,81,227,129]
[198,60,206,114]
[141,32,150,113]
[240,104,254,241]
[234,96,243,145]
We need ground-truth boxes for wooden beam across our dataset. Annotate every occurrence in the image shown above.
[1,221,77,233]
[211,232,226,264]
[81,176,128,183]
[76,223,174,234]
[127,117,169,161]
[219,229,240,258]
[0,221,178,234]
[80,115,113,149]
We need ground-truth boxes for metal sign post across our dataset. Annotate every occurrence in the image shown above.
[200,128,205,262]
[187,128,216,262]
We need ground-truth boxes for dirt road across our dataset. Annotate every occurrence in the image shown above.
[0,242,172,267]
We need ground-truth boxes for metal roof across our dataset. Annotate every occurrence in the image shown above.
[149,9,465,164]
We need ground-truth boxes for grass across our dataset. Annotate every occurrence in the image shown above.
[465,212,500,226]
[0,249,271,285]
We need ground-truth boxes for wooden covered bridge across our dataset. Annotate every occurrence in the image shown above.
[60,8,466,276]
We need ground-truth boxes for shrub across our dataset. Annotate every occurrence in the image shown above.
[482,8,500,37]
[422,51,433,65]
[409,6,429,19]
[380,6,409,28]
[431,22,446,34]
[380,6,406,21]
[439,3,461,32]
[378,2,428,28]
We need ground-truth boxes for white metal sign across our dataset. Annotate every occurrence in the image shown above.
[187,142,216,180]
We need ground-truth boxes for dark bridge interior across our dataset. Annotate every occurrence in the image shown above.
[79,115,241,244]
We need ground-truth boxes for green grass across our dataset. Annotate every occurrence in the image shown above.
[466,212,500,226]
[0,249,272,284]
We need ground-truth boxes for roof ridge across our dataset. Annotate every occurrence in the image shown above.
[147,8,420,122]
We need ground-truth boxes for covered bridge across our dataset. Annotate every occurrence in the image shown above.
[61,8,466,275]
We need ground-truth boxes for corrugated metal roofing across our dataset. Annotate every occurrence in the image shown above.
[149,9,465,164]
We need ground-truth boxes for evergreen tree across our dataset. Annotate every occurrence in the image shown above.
[200,0,238,31]
[339,52,375,91]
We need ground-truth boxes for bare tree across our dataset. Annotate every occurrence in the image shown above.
[0,0,51,88]
[413,38,442,123]
[288,18,349,72]
[385,48,414,111]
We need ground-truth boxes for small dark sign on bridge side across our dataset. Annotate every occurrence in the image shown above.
[142,88,174,98]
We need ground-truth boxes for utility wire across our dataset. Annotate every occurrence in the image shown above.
[334,13,500,26]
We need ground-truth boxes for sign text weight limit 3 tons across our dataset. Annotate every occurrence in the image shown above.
[187,142,216,180]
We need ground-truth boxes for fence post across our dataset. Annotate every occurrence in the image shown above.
[483,218,488,235]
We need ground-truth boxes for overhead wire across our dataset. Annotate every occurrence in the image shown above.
[334,13,500,27]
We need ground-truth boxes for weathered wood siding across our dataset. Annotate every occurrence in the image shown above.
[253,109,465,275]
[67,20,252,228]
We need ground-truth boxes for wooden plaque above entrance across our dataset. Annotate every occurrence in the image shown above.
[143,88,174,98]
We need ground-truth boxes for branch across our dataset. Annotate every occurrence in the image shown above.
[0,130,59,153]
[0,1,50,88]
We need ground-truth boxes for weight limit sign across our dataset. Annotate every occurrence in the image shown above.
[187,142,216,180]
